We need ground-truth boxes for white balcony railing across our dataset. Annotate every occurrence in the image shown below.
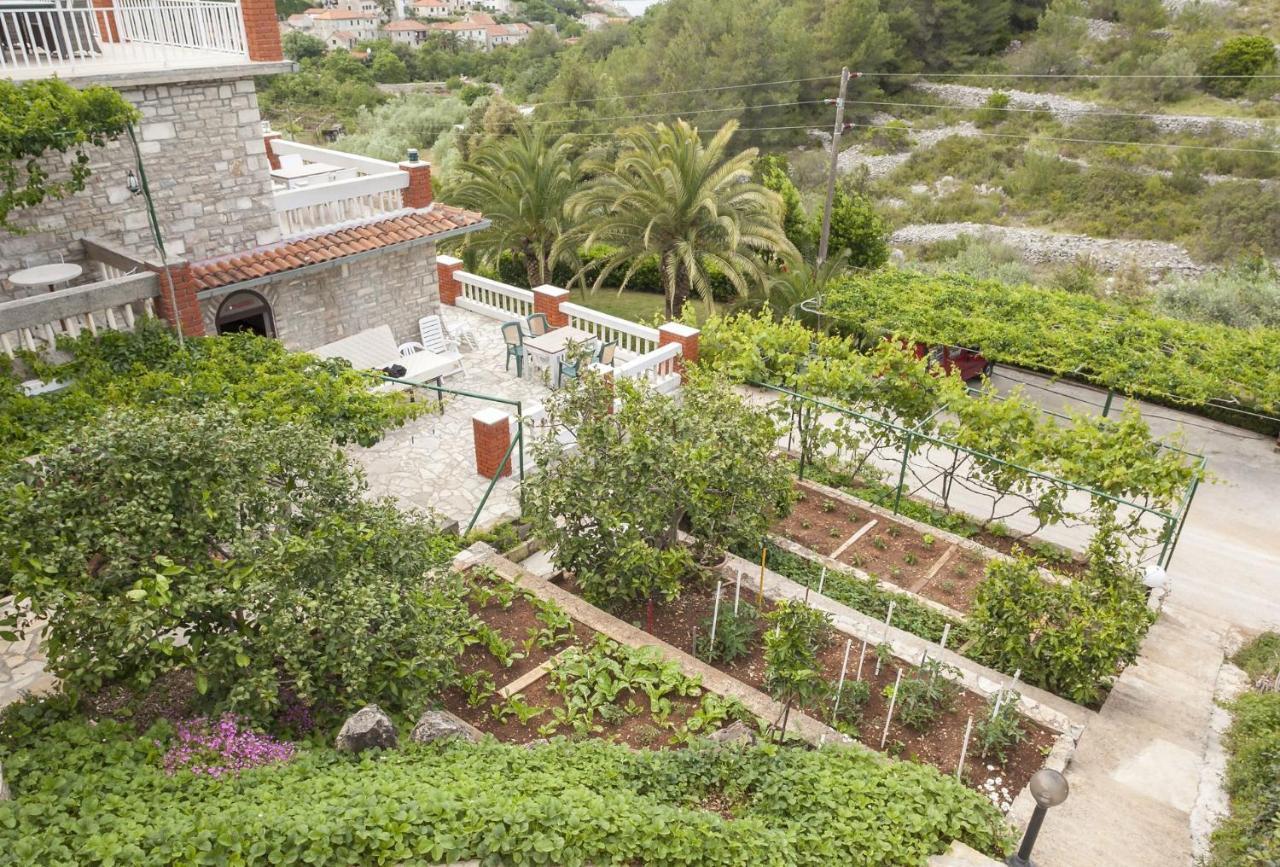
[562,301,659,356]
[0,271,159,358]
[612,341,681,392]
[0,0,248,79]
[268,140,411,237]
[454,270,535,320]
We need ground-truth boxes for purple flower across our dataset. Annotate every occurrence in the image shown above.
[163,713,295,778]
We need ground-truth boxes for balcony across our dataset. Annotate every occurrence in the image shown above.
[1,0,250,81]
[268,139,413,238]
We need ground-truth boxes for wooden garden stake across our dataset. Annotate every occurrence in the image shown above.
[832,638,852,723]
[939,622,951,651]
[957,715,974,780]
[756,546,768,606]
[817,566,827,596]
[855,637,869,681]
[709,582,723,659]
[733,570,743,614]
[880,667,903,749]
[691,627,698,657]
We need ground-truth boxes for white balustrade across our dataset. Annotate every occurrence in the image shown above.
[454,271,534,320]
[612,342,681,392]
[273,171,409,237]
[562,301,659,356]
[0,0,248,78]
[0,272,159,359]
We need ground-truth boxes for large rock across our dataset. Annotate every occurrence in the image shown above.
[335,704,398,753]
[410,709,483,745]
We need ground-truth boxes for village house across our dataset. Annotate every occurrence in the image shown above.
[304,8,381,43]
[385,18,431,45]
[0,0,488,354]
[426,11,531,50]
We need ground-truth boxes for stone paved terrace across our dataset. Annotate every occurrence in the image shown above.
[352,307,553,531]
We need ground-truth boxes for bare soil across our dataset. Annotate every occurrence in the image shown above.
[567,572,1055,804]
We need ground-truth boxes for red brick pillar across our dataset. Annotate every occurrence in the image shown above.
[242,0,283,62]
[473,408,513,479]
[437,254,463,306]
[399,158,433,209]
[264,132,282,171]
[151,261,206,339]
[92,0,120,42]
[658,322,700,383]
[532,284,569,328]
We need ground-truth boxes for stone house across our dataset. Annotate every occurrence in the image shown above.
[1,0,489,354]
[305,9,381,43]
[385,18,431,45]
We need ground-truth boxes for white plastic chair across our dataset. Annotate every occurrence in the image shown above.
[438,312,480,351]
[418,314,467,379]
[398,341,424,357]
[279,153,304,170]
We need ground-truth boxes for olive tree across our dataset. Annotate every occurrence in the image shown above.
[525,370,794,616]
[0,408,469,721]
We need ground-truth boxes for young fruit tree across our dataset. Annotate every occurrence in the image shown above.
[525,370,794,617]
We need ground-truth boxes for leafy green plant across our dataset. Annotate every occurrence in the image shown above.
[1233,631,1280,683]
[762,600,833,734]
[975,692,1028,763]
[1199,36,1277,98]
[0,79,139,230]
[491,693,545,726]
[904,553,919,566]
[523,597,575,654]
[695,602,760,664]
[0,408,467,721]
[872,536,888,551]
[1209,690,1280,866]
[830,679,871,730]
[922,534,936,547]
[820,499,837,513]
[886,658,961,731]
[526,371,792,610]
[0,709,1014,864]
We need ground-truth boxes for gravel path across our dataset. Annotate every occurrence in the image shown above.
[913,82,1274,138]
[889,222,1203,276]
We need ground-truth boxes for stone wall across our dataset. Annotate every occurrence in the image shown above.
[1,77,280,300]
[198,243,442,351]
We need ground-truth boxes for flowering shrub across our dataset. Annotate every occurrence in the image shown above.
[162,715,295,779]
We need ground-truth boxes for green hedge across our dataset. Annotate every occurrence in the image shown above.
[821,269,1280,416]
[0,715,1011,866]
[1209,691,1280,866]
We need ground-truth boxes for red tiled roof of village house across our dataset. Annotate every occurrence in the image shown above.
[190,206,485,291]
[385,18,429,30]
[308,9,378,19]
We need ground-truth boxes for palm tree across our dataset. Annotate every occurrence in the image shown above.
[735,250,851,324]
[450,123,580,288]
[569,119,796,318]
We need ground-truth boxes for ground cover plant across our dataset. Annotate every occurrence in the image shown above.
[0,700,1013,866]
[1209,632,1280,866]
[0,320,421,465]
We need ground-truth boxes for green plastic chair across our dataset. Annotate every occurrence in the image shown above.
[596,340,617,367]
[501,321,525,377]
[525,312,550,337]
[558,357,580,385]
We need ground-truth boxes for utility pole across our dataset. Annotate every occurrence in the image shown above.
[817,67,854,265]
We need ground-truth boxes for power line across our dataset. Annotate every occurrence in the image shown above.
[524,98,828,126]
[861,71,1280,79]
[526,74,839,108]
[837,120,1279,154]
[840,98,1277,128]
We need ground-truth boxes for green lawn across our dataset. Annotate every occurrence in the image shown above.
[563,287,723,326]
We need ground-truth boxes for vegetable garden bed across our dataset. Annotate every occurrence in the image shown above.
[439,570,754,748]
[552,569,1057,809]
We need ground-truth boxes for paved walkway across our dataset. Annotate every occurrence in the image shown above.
[353,307,551,530]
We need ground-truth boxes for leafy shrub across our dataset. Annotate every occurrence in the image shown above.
[696,602,761,664]
[1199,36,1278,98]
[0,715,1013,865]
[974,693,1028,763]
[828,184,889,269]
[0,408,467,720]
[1209,691,1280,866]
[830,678,871,729]
[763,600,833,714]
[974,92,1011,129]
[968,554,1153,706]
[0,321,420,464]
[1155,263,1280,329]
[885,658,961,730]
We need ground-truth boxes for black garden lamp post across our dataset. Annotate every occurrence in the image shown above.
[1007,769,1069,867]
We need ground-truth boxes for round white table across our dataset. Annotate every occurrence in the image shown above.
[7,262,84,292]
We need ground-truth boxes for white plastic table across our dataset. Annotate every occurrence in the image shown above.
[524,326,597,387]
[7,262,83,292]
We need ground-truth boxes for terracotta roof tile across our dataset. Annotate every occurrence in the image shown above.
[191,206,486,292]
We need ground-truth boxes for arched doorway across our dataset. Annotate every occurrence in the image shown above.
[215,290,275,338]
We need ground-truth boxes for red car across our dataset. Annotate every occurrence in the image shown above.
[912,342,994,381]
